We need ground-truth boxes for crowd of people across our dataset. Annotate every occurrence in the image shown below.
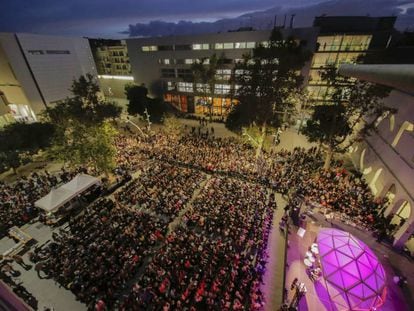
[0,124,393,310]
[0,168,84,238]
[115,162,205,222]
[35,198,168,308]
[120,177,274,310]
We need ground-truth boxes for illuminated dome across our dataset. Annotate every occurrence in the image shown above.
[317,228,387,310]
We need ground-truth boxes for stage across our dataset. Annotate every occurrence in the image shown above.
[284,218,409,311]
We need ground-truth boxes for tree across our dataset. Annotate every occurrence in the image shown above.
[125,84,167,122]
[302,65,391,169]
[190,54,225,118]
[226,29,312,157]
[163,115,184,139]
[46,73,121,126]
[0,122,55,174]
[45,74,120,176]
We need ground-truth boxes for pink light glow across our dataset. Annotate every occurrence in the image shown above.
[317,228,387,310]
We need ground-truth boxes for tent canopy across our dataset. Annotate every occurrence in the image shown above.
[61,174,100,194]
[34,174,100,213]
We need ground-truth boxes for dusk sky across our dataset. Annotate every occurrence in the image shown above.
[0,0,337,36]
[0,0,413,38]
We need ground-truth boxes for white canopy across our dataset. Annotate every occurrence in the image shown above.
[61,174,100,194]
[34,174,100,213]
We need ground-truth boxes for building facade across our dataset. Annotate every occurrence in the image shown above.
[126,28,318,115]
[89,39,133,99]
[0,33,97,124]
[340,64,414,254]
[307,16,396,107]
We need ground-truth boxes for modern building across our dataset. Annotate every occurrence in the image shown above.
[0,33,97,124]
[340,63,414,254]
[126,27,318,115]
[89,39,133,99]
[307,16,396,107]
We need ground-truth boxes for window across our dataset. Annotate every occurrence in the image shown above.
[163,59,170,65]
[234,85,241,95]
[46,50,70,54]
[192,43,209,50]
[185,59,194,64]
[158,45,174,51]
[167,81,176,91]
[175,44,192,51]
[178,82,193,93]
[142,45,158,52]
[27,50,44,55]
[223,42,234,49]
[234,58,244,64]
[246,42,255,48]
[177,69,192,79]
[261,41,270,47]
[214,84,230,95]
[215,69,232,80]
[235,42,246,49]
[215,43,224,50]
[196,83,210,93]
[161,69,176,78]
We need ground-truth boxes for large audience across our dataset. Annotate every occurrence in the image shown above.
[1,123,391,310]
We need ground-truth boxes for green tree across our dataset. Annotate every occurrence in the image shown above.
[46,73,121,126]
[226,29,312,157]
[0,122,55,174]
[45,74,120,176]
[190,54,225,119]
[302,66,391,169]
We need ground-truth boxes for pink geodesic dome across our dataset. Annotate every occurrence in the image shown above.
[317,228,387,311]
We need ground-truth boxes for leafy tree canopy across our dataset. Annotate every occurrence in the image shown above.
[226,29,312,132]
[0,122,55,173]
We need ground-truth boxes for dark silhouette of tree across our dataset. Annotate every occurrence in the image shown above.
[0,122,55,174]
[125,84,167,122]
[226,29,312,157]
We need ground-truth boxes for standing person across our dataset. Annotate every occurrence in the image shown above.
[13,254,31,270]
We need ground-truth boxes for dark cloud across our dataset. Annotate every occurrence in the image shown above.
[0,0,325,36]
[127,0,414,37]
[0,0,412,37]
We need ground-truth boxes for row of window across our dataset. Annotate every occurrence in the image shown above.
[27,50,71,55]
[168,81,240,95]
[161,68,241,79]
[142,41,268,52]
[158,58,244,65]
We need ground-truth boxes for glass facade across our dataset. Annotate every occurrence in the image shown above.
[307,34,372,106]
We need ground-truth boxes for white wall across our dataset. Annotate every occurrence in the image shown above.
[349,89,414,250]
[16,33,97,105]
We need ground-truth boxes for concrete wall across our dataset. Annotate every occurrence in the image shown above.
[16,33,97,105]
[126,28,318,97]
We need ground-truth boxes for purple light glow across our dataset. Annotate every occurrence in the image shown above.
[317,228,387,310]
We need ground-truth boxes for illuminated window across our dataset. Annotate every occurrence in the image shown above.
[246,42,255,48]
[178,82,193,93]
[167,81,176,91]
[215,43,224,49]
[192,43,209,50]
[235,42,246,49]
[196,83,210,93]
[141,45,158,52]
[185,59,194,64]
[214,84,230,95]
[261,41,270,47]
[234,58,244,64]
[215,69,232,80]
[392,121,414,147]
[223,43,234,49]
